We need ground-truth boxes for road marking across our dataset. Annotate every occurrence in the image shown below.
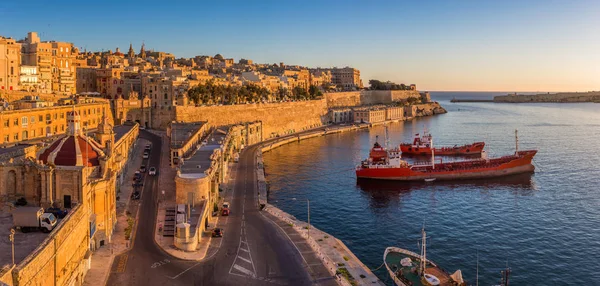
[233,264,255,277]
[237,256,252,264]
[239,247,250,253]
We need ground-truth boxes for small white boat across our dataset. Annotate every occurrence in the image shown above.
[424,178,436,182]
[424,273,441,285]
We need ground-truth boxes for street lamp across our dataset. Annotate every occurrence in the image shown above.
[307,199,310,240]
[9,229,15,266]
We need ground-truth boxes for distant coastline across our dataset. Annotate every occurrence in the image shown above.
[449,91,600,103]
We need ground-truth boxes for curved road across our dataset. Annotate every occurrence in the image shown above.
[107,131,324,285]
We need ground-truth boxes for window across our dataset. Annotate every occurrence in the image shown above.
[54,113,57,120]
[164,94,168,100]
[38,115,43,122]
[13,118,18,126]
[22,131,28,140]
[31,116,35,124]
[60,113,64,119]
[13,133,18,141]
[3,135,8,143]
[21,116,28,127]
[3,120,8,127]
[61,125,65,131]
[66,61,68,68]
[60,47,63,52]
[10,67,13,75]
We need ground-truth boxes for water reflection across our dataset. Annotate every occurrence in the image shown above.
[357,173,537,209]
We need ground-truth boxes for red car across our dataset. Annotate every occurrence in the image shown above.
[221,208,230,216]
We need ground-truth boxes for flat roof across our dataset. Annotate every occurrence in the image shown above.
[113,124,136,143]
[170,122,207,149]
[0,144,33,156]
[0,211,51,267]
[179,126,230,175]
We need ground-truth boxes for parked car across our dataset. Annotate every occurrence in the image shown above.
[140,165,147,172]
[145,143,152,150]
[221,208,230,216]
[45,207,69,219]
[212,228,223,237]
[133,181,143,187]
[133,171,142,181]
[131,191,140,200]
[148,167,157,176]
[223,202,230,209]
[143,152,149,159]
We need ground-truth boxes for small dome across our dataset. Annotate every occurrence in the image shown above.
[39,136,103,167]
[38,110,105,167]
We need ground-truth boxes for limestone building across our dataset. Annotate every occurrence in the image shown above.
[0,110,138,286]
[0,36,22,91]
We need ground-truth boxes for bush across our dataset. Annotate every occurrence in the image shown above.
[343,256,350,261]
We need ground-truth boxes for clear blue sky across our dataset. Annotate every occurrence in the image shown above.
[2,0,599,92]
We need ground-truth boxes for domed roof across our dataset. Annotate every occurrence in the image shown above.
[39,110,105,167]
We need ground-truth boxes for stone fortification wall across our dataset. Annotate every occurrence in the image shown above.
[175,100,328,138]
[12,204,89,286]
[494,91,600,103]
[325,90,422,108]
[151,108,176,130]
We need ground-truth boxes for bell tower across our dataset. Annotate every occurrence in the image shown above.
[96,113,115,154]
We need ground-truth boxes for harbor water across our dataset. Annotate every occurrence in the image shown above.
[263,92,600,285]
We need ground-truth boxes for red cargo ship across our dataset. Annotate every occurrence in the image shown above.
[400,132,485,155]
[357,130,537,181]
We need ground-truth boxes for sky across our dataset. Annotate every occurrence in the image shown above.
[1,0,599,92]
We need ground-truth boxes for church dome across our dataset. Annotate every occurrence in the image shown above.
[39,110,105,167]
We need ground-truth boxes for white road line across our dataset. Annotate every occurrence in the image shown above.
[233,264,255,277]
[239,247,250,253]
[237,256,252,264]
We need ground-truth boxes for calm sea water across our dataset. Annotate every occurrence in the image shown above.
[263,92,600,285]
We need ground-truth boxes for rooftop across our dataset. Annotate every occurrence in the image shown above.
[113,124,137,143]
[179,126,230,175]
[170,122,207,149]
[0,144,33,157]
[0,210,51,268]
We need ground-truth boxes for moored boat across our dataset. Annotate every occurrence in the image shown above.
[357,130,537,181]
[400,132,485,155]
[383,228,465,286]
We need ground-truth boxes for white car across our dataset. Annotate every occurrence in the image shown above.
[143,152,149,159]
[148,167,157,176]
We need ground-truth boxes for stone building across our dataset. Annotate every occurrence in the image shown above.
[0,110,138,286]
[19,66,38,91]
[20,32,79,94]
[0,98,111,145]
[329,108,353,123]
[167,121,209,166]
[331,67,362,90]
[0,36,22,91]
[385,106,403,120]
[172,122,261,251]
[113,91,151,127]
[353,107,385,124]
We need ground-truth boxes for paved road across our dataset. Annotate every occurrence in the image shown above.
[106,130,323,285]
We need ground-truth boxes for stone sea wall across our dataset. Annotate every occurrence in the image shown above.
[175,100,328,139]
[494,91,600,103]
[325,90,422,108]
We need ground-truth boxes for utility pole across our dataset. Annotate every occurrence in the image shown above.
[9,229,15,265]
[307,199,310,240]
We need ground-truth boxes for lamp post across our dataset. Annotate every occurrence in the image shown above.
[307,199,310,240]
[9,229,15,266]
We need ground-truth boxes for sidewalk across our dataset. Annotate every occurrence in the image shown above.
[151,131,236,260]
[83,138,150,286]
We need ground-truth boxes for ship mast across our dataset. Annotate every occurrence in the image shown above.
[515,129,519,155]
[419,226,427,277]
[384,126,389,150]
[431,137,435,170]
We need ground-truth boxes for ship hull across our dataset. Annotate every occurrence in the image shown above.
[356,151,536,181]
[400,142,485,155]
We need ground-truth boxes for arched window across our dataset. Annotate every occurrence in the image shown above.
[7,170,17,196]
[22,131,28,140]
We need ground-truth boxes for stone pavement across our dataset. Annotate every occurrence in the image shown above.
[83,138,149,286]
